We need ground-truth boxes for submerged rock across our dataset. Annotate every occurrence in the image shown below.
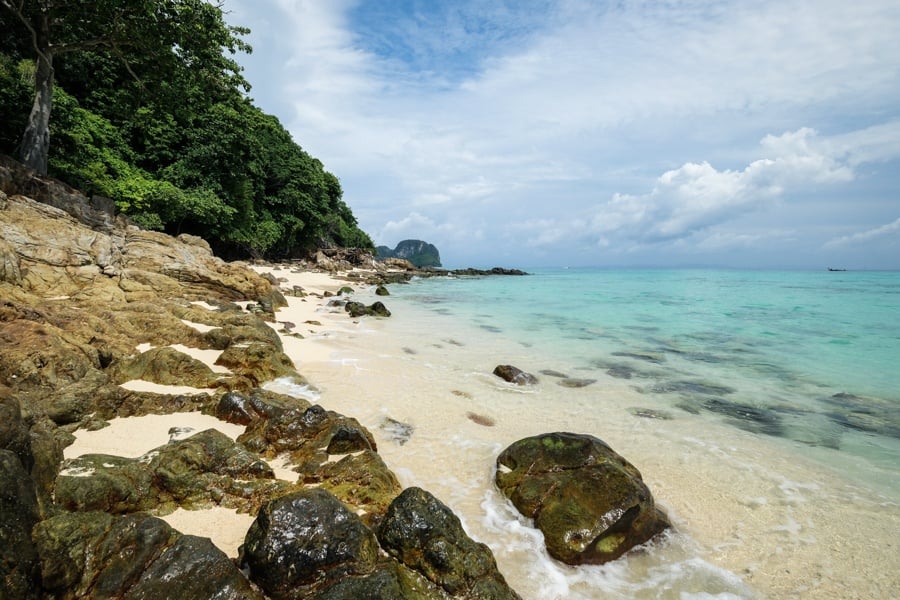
[495,432,670,565]
[557,377,597,388]
[380,416,415,445]
[492,364,538,386]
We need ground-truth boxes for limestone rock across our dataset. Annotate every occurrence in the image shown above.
[495,432,670,565]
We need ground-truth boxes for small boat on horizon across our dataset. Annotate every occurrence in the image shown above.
[827,267,847,272]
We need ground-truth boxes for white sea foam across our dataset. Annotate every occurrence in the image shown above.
[261,376,321,401]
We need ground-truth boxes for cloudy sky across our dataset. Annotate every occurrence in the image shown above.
[223,0,900,269]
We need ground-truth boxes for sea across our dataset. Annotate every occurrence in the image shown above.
[282,267,900,599]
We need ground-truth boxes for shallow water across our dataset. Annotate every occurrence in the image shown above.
[272,268,900,599]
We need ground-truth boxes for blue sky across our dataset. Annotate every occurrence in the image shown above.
[224,0,900,269]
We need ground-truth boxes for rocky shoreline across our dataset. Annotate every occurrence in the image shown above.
[1,161,667,598]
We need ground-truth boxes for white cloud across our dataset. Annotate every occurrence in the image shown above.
[226,0,900,268]
[824,217,900,248]
[582,128,855,246]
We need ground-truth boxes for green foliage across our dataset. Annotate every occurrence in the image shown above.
[0,56,32,152]
[0,0,373,258]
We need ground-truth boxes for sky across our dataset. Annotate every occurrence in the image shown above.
[223,0,900,269]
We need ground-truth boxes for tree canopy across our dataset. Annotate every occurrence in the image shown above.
[0,0,373,258]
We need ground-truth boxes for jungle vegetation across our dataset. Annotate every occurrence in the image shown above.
[0,0,373,258]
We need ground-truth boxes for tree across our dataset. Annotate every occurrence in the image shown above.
[0,0,248,175]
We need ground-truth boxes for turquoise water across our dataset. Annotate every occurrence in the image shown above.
[391,268,900,481]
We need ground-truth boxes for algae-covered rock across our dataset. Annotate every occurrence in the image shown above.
[33,511,263,599]
[345,300,392,318]
[110,345,218,388]
[147,428,274,504]
[55,453,157,513]
[495,432,670,565]
[56,429,277,513]
[378,487,522,599]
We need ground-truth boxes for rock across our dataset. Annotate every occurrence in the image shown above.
[215,388,312,426]
[0,389,33,470]
[627,407,675,420]
[378,486,522,599]
[148,428,274,505]
[495,432,670,565]
[110,346,218,388]
[307,562,438,599]
[345,300,392,318]
[214,341,298,386]
[539,369,569,378]
[375,285,390,296]
[380,416,414,445]
[308,450,402,525]
[557,378,597,388]
[242,489,380,598]
[0,450,41,599]
[492,364,538,386]
[55,453,158,513]
[33,511,262,599]
[56,429,279,514]
[239,404,400,518]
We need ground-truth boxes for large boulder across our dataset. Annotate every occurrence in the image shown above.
[241,489,381,599]
[33,511,263,599]
[378,487,522,599]
[495,432,670,565]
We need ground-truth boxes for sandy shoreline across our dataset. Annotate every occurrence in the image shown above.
[62,266,374,558]
[63,264,900,598]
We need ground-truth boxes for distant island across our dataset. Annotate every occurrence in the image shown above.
[376,239,442,268]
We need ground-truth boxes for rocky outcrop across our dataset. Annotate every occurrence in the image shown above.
[242,489,382,598]
[0,163,520,598]
[495,432,671,565]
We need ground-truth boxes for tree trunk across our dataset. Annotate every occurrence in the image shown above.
[21,13,53,175]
